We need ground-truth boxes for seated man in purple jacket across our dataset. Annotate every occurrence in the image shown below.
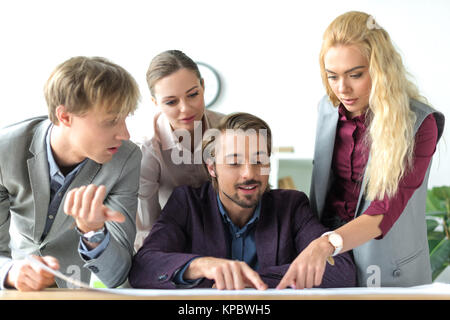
[129,112,356,290]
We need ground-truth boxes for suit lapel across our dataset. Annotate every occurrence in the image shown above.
[312,100,339,219]
[28,156,51,242]
[255,193,278,268]
[202,185,227,258]
[26,120,51,242]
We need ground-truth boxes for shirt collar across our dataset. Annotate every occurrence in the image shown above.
[46,124,64,180]
[216,194,261,231]
[338,103,367,124]
[156,112,177,151]
[45,124,87,181]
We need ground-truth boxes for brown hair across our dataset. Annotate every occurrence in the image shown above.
[146,50,202,97]
[202,112,272,191]
[44,56,140,124]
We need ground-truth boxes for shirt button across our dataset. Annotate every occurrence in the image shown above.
[393,269,401,277]
[88,266,99,274]
[158,274,168,281]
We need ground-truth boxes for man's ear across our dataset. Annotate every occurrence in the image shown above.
[206,160,216,177]
[55,105,72,127]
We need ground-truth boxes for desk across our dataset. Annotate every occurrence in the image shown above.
[1,284,450,300]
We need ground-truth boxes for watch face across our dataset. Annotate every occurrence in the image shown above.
[329,233,343,248]
[83,228,106,243]
[196,62,221,108]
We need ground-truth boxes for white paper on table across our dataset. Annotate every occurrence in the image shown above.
[26,255,92,290]
[25,254,450,297]
[97,282,450,297]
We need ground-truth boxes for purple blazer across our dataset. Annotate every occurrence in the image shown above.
[129,182,356,289]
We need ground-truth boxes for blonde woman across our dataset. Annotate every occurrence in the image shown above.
[278,11,445,289]
[136,50,224,249]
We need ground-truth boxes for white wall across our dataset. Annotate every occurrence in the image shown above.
[0,0,448,186]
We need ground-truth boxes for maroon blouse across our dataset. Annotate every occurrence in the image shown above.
[324,104,438,238]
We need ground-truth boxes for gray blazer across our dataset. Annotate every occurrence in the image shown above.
[0,117,142,288]
[310,96,445,287]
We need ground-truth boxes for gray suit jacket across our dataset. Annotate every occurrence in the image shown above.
[0,117,142,288]
[310,96,445,287]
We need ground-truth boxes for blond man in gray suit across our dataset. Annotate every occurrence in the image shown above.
[0,56,142,291]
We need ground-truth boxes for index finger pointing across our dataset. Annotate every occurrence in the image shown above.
[241,264,267,290]
[276,268,295,290]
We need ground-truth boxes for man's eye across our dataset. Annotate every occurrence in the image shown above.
[106,119,118,126]
[188,92,199,98]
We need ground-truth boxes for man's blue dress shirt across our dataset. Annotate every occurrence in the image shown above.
[173,195,260,285]
[45,125,109,259]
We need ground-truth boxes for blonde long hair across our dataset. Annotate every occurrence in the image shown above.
[319,11,425,201]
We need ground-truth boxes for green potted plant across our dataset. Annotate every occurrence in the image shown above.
[426,186,450,281]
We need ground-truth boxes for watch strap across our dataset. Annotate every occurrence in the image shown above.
[76,226,106,243]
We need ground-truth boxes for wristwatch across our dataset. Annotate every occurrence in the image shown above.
[76,226,107,243]
[321,231,343,265]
